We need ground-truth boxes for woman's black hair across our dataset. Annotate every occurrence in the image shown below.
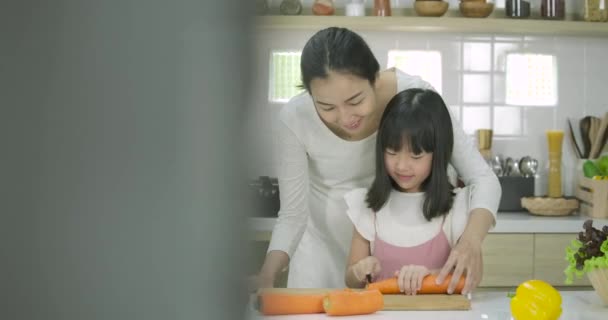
[366,88,455,221]
[300,27,380,92]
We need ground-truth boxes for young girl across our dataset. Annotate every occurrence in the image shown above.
[344,88,472,295]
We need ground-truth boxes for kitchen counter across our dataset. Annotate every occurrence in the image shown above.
[246,290,607,320]
[250,211,608,235]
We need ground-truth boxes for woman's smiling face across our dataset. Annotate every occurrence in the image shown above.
[309,70,378,138]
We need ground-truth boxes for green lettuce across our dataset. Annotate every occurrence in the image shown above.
[564,238,608,284]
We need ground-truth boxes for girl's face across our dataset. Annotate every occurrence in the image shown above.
[309,70,378,137]
[384,144,433,193]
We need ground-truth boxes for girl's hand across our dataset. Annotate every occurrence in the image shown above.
[395,265,430,295]
[351,256,382,284]
[435,235,483,295]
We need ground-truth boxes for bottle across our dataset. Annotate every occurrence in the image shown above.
[546,130,564,198]
[346,0,366,17]
[541,0,565,20]
[279,0,302,15]
[312,0,335,15]
[506,0,531,18]
[581,0,608,22]
[374,0,391,16]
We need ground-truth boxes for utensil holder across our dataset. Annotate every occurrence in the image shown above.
[575,174,608,218]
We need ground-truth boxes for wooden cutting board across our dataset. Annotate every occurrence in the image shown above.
[257,288,471,311]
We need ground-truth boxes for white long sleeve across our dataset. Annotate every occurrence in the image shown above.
[266,106,310,257]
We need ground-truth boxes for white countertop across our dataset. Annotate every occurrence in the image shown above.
[250,212,608,234]
[246,290,607,320]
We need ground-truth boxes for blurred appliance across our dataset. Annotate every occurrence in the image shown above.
[249,176,280,217]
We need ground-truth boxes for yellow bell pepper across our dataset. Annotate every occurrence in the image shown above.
[510,280,562,320]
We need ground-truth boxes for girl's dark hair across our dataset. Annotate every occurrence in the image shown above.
[300,27,380,92]
[366,89,455,221]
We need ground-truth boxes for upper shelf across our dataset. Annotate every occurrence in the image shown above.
[255,15,608,37]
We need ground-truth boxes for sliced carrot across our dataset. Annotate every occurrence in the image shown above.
[366,274,466,294]
[323,289,383,316]
[256,292,325,315]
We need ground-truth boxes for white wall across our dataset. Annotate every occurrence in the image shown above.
[247,13,608,197]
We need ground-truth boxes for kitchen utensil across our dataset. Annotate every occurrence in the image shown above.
[511,158,522,177]
[528,158,538,175]
[589,116,601,154]
[494,154,505,172]
[489,158,503,177]
[580,116,592,158]
[567,118,583,159]
[257,288,471,311]
[590,112,608,159]
[504,157,514,176]
[519,156,538,178]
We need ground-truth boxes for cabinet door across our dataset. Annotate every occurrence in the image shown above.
[534,234,591,286]
[480,234,534,287]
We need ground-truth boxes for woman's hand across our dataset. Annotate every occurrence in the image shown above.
[435,235,483,295]
[351,256,382,284]
[395,265,430,295]
[248,273,275,292]
[437,208,494,295]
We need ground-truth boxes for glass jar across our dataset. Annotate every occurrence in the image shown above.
[580,0,608,22]
[374,0,391,16]
[346,0,365,17]
[279,0,302,15]
[506,0,531,18]
[541,0,565,20]
[312,0,335,15]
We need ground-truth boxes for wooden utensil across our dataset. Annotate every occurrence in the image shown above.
[580,116,592,158]
[256,288,471,311]
[590,112,608,159]
[567,118,583,159]
[589,117,601,154]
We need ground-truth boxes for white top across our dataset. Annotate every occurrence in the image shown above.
[267,69,501,288]
[344,187,472,251]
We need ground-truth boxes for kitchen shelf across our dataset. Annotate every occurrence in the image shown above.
[256,15,608,37]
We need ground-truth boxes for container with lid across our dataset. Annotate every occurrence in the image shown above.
[374,0,391,16]
[541,0,565,20]
[506,0,531,18]
[279,0,302,15]
[312,0,335,15]
[346,0,365,17]
[580,0,607,22]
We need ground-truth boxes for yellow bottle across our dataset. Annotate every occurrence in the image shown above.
[546,130,563,198]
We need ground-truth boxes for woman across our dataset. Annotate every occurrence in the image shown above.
[255,27,500,294]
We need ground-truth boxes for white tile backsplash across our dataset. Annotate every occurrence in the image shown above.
[249,28,608,196]
[464,42,492,72]
[463,74,492,103]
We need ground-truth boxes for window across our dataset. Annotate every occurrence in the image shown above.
[387,50,442,94]
[269,51,303,103]
[506,53,557,106]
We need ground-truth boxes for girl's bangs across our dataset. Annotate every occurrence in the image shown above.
[380,110,435,154]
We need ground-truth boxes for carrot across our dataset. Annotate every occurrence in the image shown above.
[366,274,466,294]
[256,292,325,315]
[323,289,383,316]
